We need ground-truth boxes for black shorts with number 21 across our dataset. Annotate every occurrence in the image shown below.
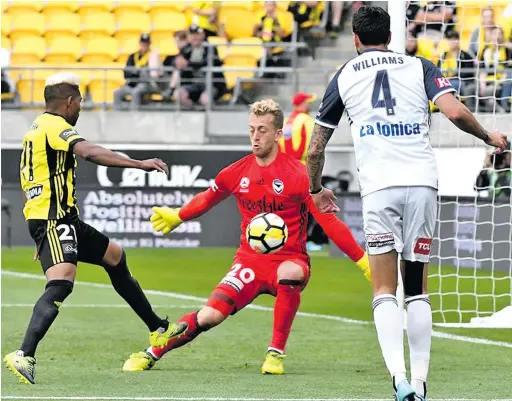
[28,214,110,273]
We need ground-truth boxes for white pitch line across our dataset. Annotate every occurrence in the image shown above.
[3,270,512,349]
[2,397,509,401]
[1,303,202,309]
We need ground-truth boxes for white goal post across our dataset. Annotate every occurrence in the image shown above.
[388,0,512,328]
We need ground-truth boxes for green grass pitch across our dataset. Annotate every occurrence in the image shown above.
[1,247,511,400]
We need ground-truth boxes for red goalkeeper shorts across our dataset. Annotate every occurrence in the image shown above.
[206,256,311,316]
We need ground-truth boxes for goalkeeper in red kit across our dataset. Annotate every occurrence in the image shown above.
[122,99,370,375]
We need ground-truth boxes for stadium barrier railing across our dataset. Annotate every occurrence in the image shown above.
[3,51,511,113]
[2,40,308,109]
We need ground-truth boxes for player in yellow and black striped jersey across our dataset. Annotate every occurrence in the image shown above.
[20,112,85,221]
[4,73,188,385]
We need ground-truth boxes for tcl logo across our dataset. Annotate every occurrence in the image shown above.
[434,77,451,88]
[414,238,432,255]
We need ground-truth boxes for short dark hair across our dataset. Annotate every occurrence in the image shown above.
[44,83,80,104]
[352,6,390,46]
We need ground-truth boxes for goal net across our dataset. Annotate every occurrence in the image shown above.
[400,0,512,328]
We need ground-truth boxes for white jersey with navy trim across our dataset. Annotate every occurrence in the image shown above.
[315,49,456,197]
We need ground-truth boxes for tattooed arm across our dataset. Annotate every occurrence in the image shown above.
[307,124,334,193]
[308,63,345,194]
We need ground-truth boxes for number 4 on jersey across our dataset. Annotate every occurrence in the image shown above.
[372,69,396,116]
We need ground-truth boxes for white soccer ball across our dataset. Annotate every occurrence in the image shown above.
[246,213,288,254]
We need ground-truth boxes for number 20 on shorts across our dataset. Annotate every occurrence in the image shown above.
[221,264,255,292]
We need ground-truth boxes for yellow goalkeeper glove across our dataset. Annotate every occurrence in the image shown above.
[355,253,372,282]
[150,207,183,235]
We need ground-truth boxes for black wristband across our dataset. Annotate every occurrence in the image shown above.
[309,187,323,195]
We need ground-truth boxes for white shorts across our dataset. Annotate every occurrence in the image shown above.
[362,186,438,263]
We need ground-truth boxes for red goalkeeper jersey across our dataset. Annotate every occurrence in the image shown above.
[181,152,314,263]
[179,151,364,264]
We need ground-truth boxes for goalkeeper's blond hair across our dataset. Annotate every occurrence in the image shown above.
[249,99,284,129]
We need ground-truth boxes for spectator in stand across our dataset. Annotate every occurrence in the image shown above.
[175,25,226,107]
[326,1,345,38]
[475,141,511,199]
[161,31,189,101]
[190,1,220,38]
[114,34,161,110]
[278,92,316,164]
[254,1,289,76]
[468,7,496,58]
[437,31,475,97]
[475,26,512,112]
[408,1,456,44]
[288,1,323,30]
[499,29,512,111]
[287,1,325,48]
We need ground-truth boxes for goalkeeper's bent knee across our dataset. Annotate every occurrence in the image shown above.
[403,261,424,296]
[278,279,303,286]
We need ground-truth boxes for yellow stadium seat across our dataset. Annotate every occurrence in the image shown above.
[5,0,43,16]
[220,9,259,39]
[58,63,90,83]
[278,10,295,37]
[156,37,179,58]
[148,1,187,17]
[277,1,290,11]
[230,37,264,62]
[457,15,481,35]
[15,64,87,104]
[82,37,119,64]
[118,37,139,64]
[46,36,82,63]
[113,1,150,16]
[10,13,45,41]
[208,36,228,60]
[77,1,114,16]
[45,12,81,41]
[2,1,7,13]
[89,63,125,104]
[1,13,11,37]
[17,65,60,103]
[416,37,449,65]
[222,55,257,90]
[11,35,46,65]
[460,30,471,52]
[498,14,512,40]
[115,12,151,42]
[42,1,79,15]
[456,6,481,20]
[2,35,11,50]
[225,2,254,11]
[151,12,188,44]
[81,12,116,40]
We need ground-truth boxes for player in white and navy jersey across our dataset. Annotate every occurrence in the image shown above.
[306,6,508,401]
